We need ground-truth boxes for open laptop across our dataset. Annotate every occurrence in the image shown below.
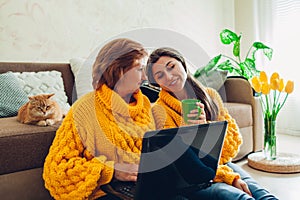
[101,121,228,200]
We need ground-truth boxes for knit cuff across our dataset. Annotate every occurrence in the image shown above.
[225,172,240,185]
[214,171,240,185]
[96,158,115,185]
[213,165,241,185]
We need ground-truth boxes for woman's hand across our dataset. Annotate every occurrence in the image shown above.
[187,102,206,124]
[232,178,252,197]
[113,163,138,182]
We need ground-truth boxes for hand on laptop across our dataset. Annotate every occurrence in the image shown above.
[232,178,252,197]
[114,163,138,182]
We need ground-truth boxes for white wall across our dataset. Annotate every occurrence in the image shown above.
[0,0,235,63]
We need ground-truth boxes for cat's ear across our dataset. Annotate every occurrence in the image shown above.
[28,96,34,101]
[46,93,55,99]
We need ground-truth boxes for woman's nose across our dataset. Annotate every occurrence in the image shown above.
[165,72,173,81]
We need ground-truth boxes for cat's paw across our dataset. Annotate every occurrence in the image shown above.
[37,120,47,126]
[46,119,55,126]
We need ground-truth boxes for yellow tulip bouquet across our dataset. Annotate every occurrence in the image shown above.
[251,71,294,160]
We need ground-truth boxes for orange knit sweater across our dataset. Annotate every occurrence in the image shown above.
[43,84,155,199]
[151,88,243,185]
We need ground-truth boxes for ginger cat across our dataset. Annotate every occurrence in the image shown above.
[17,93,63,126]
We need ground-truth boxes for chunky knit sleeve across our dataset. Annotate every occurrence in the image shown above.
[206,87,243,185]
[151,102,179,129]
[152,104,166,130]
[43,109,114,200]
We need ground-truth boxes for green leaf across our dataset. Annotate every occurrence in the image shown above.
[231,68,243,76]
[239,62,246,73]
[253,42,268,49]
[240,59,260,79]
[244,58,256,69]
[251,49,258,61]
[194,54,221,78]
[263,48,273,60]
[193,68,205,78]
[253,42,273,60]
[240,58,259,80]
[233,36,241,57]
[220,29,239,45]
[217,60,235,72]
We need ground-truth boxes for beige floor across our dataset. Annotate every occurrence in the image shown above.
[236,133,300,199]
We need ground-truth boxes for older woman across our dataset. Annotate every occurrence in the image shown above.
[43,38,156,199]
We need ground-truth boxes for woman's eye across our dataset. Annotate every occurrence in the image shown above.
[138,66,144,71]
[155,73,164,79]
[167,64,175,70]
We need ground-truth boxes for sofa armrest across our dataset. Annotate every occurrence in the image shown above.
[219,76,264,157]
[253,97,263,152]
[221,76,254,105]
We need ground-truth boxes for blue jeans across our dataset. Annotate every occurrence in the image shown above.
[227,162,278,200]
[185,162,278,200]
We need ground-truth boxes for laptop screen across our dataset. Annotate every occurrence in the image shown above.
[134,121,228,199]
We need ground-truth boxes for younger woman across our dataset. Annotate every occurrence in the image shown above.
[146,47,278,200]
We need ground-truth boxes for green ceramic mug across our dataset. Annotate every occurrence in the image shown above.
[181,99,201,124]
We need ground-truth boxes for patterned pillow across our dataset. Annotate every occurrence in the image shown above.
[13,71,70,114]
[69,57,94,99]
[0,72,29,118]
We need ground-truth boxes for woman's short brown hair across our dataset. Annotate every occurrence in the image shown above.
[92,38,147,90]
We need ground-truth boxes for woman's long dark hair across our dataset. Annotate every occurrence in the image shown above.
[146,47,219,121]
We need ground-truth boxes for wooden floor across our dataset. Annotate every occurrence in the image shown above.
[236,133,300,199]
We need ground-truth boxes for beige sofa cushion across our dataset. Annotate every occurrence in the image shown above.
[224,102,254,161]
[224,102,253,128]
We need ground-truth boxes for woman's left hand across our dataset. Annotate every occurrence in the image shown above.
[232,178,252,197]
[187,102,206,124]
[113,163,139,182]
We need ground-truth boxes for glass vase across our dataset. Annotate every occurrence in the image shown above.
[263,116,277,160]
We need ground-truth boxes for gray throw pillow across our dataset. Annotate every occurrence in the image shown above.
[0,72,28,118]
[195,70,228,91]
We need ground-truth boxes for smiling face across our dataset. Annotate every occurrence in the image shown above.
[151,56,187,94]
[115,57,147,101]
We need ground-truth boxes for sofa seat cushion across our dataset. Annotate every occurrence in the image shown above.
[233,126,253,161]
[0,117,60,175]
[224,102,253,128]
[0,167,53,200]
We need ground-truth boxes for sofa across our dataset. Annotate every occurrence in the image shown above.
[218,77,263,160]
[0,62,263,200]
[0,62,74,200]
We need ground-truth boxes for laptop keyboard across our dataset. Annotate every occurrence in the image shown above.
[109,181,136,199]
[117,184,135,198]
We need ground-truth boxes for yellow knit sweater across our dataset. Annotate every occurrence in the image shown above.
[43,84,155,200]
[152,88,243,185]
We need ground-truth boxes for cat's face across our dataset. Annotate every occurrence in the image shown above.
[28,94,56,117]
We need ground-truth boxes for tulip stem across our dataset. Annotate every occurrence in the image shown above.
[277,94,289,113]
[265,95,270,116]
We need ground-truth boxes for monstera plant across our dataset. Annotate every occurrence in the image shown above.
[194,29,273,80]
